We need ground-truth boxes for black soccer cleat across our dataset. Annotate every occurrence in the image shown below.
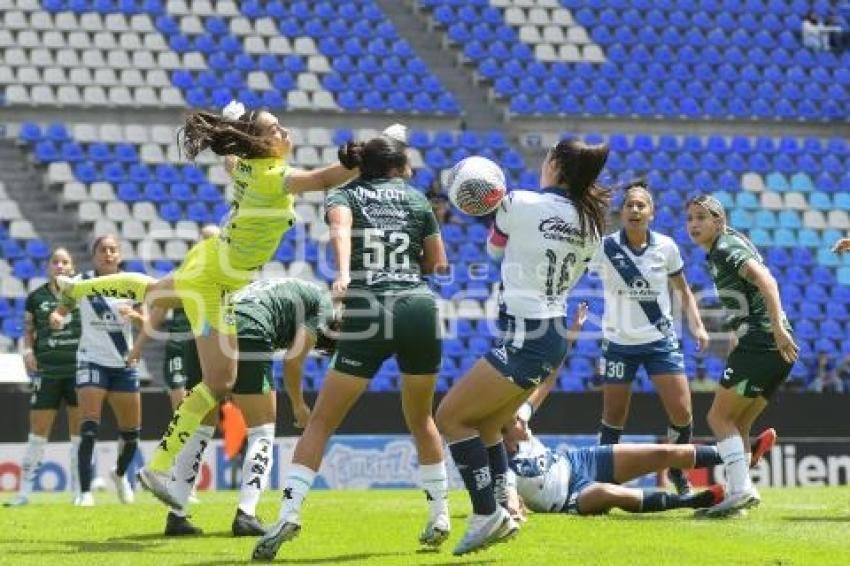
[165,512,203,536]
[232,508,266,537]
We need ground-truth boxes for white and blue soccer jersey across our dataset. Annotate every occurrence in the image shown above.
[75,271,136,368]
[589,229,684,346]
[493,189,599,319]
[509,433,571,513]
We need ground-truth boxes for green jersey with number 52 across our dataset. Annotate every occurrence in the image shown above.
[325,178,440,294]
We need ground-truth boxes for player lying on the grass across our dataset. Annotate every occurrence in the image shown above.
[130,278,336,537]
[503,375,777,518]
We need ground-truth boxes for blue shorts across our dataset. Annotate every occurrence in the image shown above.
[562,446,615,515]
[76,362,140,392]
[600,338,685,384]
[484,313,569,390]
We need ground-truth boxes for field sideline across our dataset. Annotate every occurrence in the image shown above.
[2,488,850,565]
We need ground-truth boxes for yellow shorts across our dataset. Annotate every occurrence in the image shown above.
[173,238,253,336]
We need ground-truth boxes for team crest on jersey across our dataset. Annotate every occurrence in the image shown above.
[491,345,508,364]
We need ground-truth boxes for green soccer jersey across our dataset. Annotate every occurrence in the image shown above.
[324,178,440,294]
[25,283,81,378]
[164,308,192,349]
[233,278,334,349]
[707,228,792,348]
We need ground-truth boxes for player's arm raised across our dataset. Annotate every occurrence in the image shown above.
[283,142,361,195]
[739,259,798,363]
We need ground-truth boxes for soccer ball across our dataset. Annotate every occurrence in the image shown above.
[445,156,506,216]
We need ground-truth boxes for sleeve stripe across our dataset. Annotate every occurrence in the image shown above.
[489,226,508,248]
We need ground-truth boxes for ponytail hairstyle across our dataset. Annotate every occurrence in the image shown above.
[549,138,611,239]
[621,179,654,211]
[178,109,282,160]
[686,193,757,248]
[339,136,408,179]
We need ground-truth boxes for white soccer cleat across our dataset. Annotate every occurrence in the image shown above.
[251,519,301,561]
[700,487,760,519]
[418,514,450,548]
[3,495,29,507]
[73,492,95,507]
[112,470,135,504]
[452,507,518,556]
[137,467,183,510]
[55,275,76,299]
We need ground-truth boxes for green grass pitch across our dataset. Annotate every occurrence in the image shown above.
[2,488,850,565]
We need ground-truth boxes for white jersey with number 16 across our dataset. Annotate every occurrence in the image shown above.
[492,189,598,319]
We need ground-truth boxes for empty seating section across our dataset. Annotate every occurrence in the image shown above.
[0,0,457,113]
[418,0,850,120]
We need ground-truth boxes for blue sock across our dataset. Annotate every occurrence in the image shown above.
[487,441,509,508]
[78,420,98,493]
[116,429,140,477]
[639,490,686,513]
[694,445,722,468]
[449,436,496,516]
[599,421,622,445]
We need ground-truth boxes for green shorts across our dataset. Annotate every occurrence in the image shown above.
[163,341,189,391]
[330,291,442,379]
[719,346,794,400]
[30,374,77,410]
[183,337,275,395]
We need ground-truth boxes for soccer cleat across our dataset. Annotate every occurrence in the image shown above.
[667,468,693,496]
[750,428,777,468]
[700,487,760,518]
[55,275,76,299]
[165,512,203,536]
[3,495,29,507]
[137,467,183,510]
[418,514,450,548]
[73,492,95,507]
[232,508,266,537]
[452,507,518,556]
[251,519,301,561]
[112,470,135,504]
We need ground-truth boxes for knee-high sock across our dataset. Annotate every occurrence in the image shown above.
[78,420,99,493]
[419,461,449,520]
[487,441,509,509]
[637,490,691,513]
[278,463,317,523]
[149,383,217,472]
[599,421,623,445]
[67,273,154,302]
[116,429,140,477]
[69,435,80,495]
[18,434,47,497]
[717,435,752,494]
[170,425,215,516]
[238,424,275,516]
[449,436,496,516]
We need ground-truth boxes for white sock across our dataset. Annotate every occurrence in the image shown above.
[278,463,316,523]
[69,435,81,495]
[170,425,215,512]
[19,434,47,497]
[717,435,753,494]
[419,461,449,520]
[238,424,275,516]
